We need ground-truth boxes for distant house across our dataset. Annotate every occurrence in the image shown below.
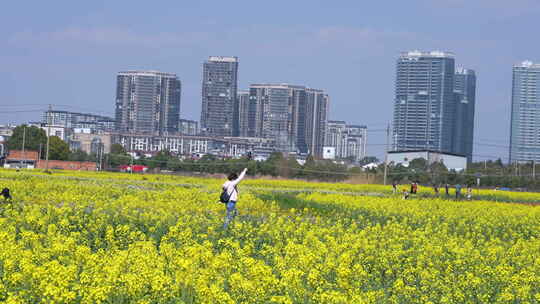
[36,160,97,171]
[3,150,96,171]
[4,150,39,169]
[362,162,379,170]
[119,165,148,173]
[387,150,467,171]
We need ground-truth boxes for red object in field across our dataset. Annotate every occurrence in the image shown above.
[119,165,148,173]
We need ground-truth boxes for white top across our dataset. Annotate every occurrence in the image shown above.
[208,56,238,63]
[222,168,247,202]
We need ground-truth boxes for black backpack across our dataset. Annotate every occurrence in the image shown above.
[219,186,237,204]
[1,188,11,200]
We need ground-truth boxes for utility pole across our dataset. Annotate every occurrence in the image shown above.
[21,125,26,168]
[100,143,104,171]
[533,160,536,179]
[383,123,390,185]
[130,152,134,174]
[45,104,52,172]
[97,143,102,171]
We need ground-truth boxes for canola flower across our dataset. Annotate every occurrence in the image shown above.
[0,169,539,303]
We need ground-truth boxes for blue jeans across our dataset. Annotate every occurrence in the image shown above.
[223,201,237,229]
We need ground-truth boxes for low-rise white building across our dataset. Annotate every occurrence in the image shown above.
[322,146,336,160]
[387,150,467,171]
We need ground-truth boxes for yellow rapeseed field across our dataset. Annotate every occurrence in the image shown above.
[0,169,539,303]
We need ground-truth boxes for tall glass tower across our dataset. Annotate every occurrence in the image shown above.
[509,61,540,163]
[393,51,456,153]
[237,90,250,137]
[453,68,476,162]
[200,56,239,137]
[115,71,181,135]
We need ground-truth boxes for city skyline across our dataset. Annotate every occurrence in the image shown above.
[2,1,540,160]
[2,52,533,162]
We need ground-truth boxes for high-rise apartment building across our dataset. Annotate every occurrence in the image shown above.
[304,89,329,156]
[325,121,367,161]
[393,51,456,153]
[115,70,181,135]
[325,120,347,153]
[453,68,476,162]
[345,125,368,161]
[249,84,296,152]
[200,56,239,137]
[247,84,329,156]
[43,110,115,132]
[237,90,250,137]
[509,61,540,163]
[179,119,199,136]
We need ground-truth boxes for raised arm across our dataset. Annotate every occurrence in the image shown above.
[230,168,248,187]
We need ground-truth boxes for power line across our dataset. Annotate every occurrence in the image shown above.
[0,104,45,107]
[0,110,46,113]
[109,155,538,180]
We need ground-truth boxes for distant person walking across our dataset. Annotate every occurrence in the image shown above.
[455,184,462,199]
[392,181,397,194]
[466,185,473,200]
[222,168,248,229]
[433,183,439,195]
[412,182,418,194]
[445,183,450,196]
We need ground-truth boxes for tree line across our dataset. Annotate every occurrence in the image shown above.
[6,126,540,189]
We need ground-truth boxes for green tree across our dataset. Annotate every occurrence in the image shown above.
[152,150,173,169]
[279,156,301,178]
[302,155,318,180]
[110,144,127,155]
[107,153,131,168]
[6,125,47,154]
[48,136,70,160]
[409,158,428,171]
[68,149,89,161]
[260,152,284,176]
[166,158,182,171]
[429,161,448,185]
[359,156,379,166]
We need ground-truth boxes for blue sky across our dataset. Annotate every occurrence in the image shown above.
[1,0,539,160]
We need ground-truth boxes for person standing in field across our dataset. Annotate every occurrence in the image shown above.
[392,181,397,194]
[445,183,450,196]
[466,185,473,200]
[455,183,462,199]
[222,168,248,229]
[402,188,409,200]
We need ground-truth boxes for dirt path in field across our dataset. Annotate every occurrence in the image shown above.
[509,201,540,206]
